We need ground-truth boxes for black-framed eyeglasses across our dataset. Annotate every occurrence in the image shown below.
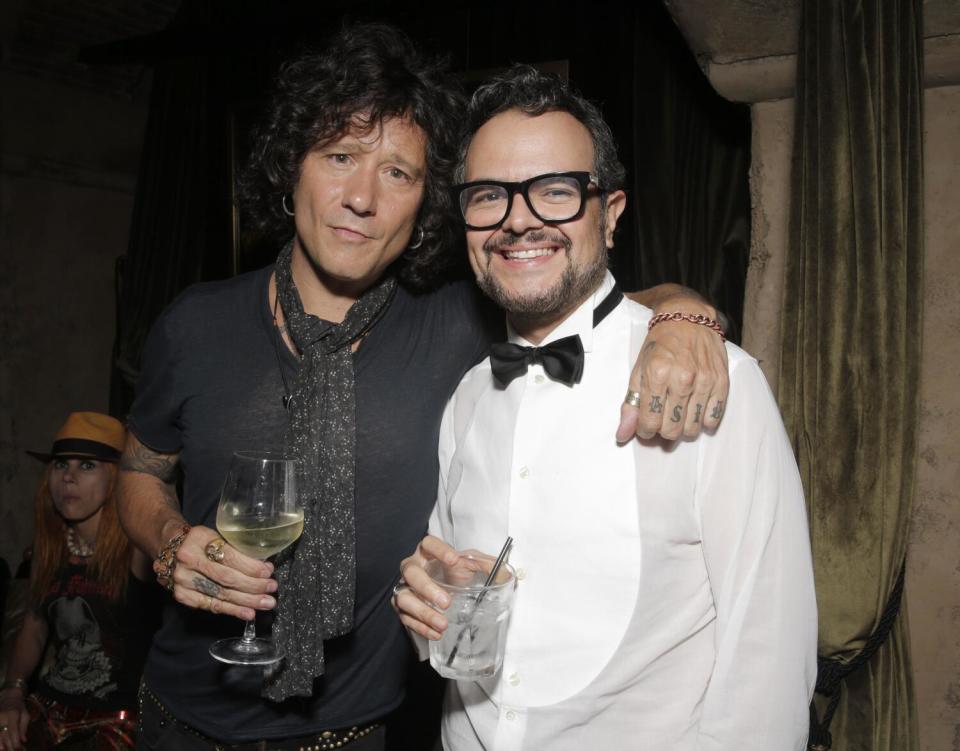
[453,171,607,231]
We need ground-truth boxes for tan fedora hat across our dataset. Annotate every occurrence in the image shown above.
[26,412,126,463]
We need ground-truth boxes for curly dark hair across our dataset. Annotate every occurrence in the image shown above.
[238,23,465,291]
[455,64,626,192]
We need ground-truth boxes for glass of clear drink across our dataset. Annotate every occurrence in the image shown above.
[426,555,516,680]
[209,451,303,666]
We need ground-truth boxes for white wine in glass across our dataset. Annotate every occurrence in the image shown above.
[209,451,303,666]
[217,512,305,560]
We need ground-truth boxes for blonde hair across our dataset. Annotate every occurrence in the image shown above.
[29,462,131,605]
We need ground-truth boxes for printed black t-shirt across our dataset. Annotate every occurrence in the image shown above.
[37,563,156,711]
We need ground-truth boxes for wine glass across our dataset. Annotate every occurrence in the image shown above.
[208,451,303,665]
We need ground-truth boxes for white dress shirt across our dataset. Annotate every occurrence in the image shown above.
[427,272,817,750]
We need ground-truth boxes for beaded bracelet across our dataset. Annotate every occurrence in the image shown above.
[648,311,725,342]
[153,524,191,591]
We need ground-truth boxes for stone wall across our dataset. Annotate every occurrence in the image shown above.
[909,84,960,751]
[0,69,148,571]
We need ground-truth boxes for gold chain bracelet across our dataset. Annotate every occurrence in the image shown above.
[648,311,725,341]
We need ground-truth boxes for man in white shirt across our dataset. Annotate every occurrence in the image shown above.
[395,65,817,751]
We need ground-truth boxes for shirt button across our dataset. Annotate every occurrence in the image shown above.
[518,466,529,479]
[505,710,516,721]
[516,568,527,581]
[508,672,521,686]
[534,374,545,384]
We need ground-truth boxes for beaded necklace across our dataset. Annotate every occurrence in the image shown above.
[66,527,95,558]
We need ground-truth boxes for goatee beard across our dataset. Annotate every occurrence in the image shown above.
[476,230,609,325]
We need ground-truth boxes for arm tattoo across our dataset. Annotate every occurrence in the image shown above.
[711,400,724,420]
[193,575,221,598]
[670,405,682,423]
[649,395,663,414]
[120,440,180,484]
[694,403,703,423]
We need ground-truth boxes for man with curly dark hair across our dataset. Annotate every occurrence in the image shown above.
[238,24,465,293]
[117,23,729,751]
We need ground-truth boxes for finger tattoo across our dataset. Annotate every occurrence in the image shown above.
[193,575,221,598]
[694,403,703,423]
[649,395,664,414]
[670,405,682,423]
[711,400,724,420]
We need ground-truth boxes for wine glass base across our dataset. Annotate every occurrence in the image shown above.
[209,637,284,666]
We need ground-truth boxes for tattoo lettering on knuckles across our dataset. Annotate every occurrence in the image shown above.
[649,395,664,414]
[711,400,724,420]
[694,403,703,423]
[670,405,682,423]
[193,575,221,598]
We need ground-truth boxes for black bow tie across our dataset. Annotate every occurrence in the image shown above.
[490,335,585,387]
[488,285,624,387]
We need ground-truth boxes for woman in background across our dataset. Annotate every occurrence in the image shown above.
[0,412,154,750]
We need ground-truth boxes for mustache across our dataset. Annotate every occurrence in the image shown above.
[481,229,572,255]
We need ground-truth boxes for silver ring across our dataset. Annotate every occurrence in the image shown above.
[624,389,643,408]
[392,581,408,598]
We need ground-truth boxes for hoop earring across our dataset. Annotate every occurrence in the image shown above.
[282,194,295,217]
[408,226,424,249]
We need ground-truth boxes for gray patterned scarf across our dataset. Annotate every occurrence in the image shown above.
[264,240,396,700]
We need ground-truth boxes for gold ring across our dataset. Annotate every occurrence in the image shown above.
[205,537,227,563]
[203,595,214,610]
[624,389,643,408]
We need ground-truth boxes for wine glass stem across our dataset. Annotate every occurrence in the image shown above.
[241,619,257,644]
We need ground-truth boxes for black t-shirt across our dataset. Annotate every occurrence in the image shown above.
[128,265,498,741]
[37,564,155,711]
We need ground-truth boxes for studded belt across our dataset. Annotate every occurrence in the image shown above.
[138,682,382,751]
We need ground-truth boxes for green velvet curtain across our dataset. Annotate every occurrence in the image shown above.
[778,0,923,749]
[108,0,234,419]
